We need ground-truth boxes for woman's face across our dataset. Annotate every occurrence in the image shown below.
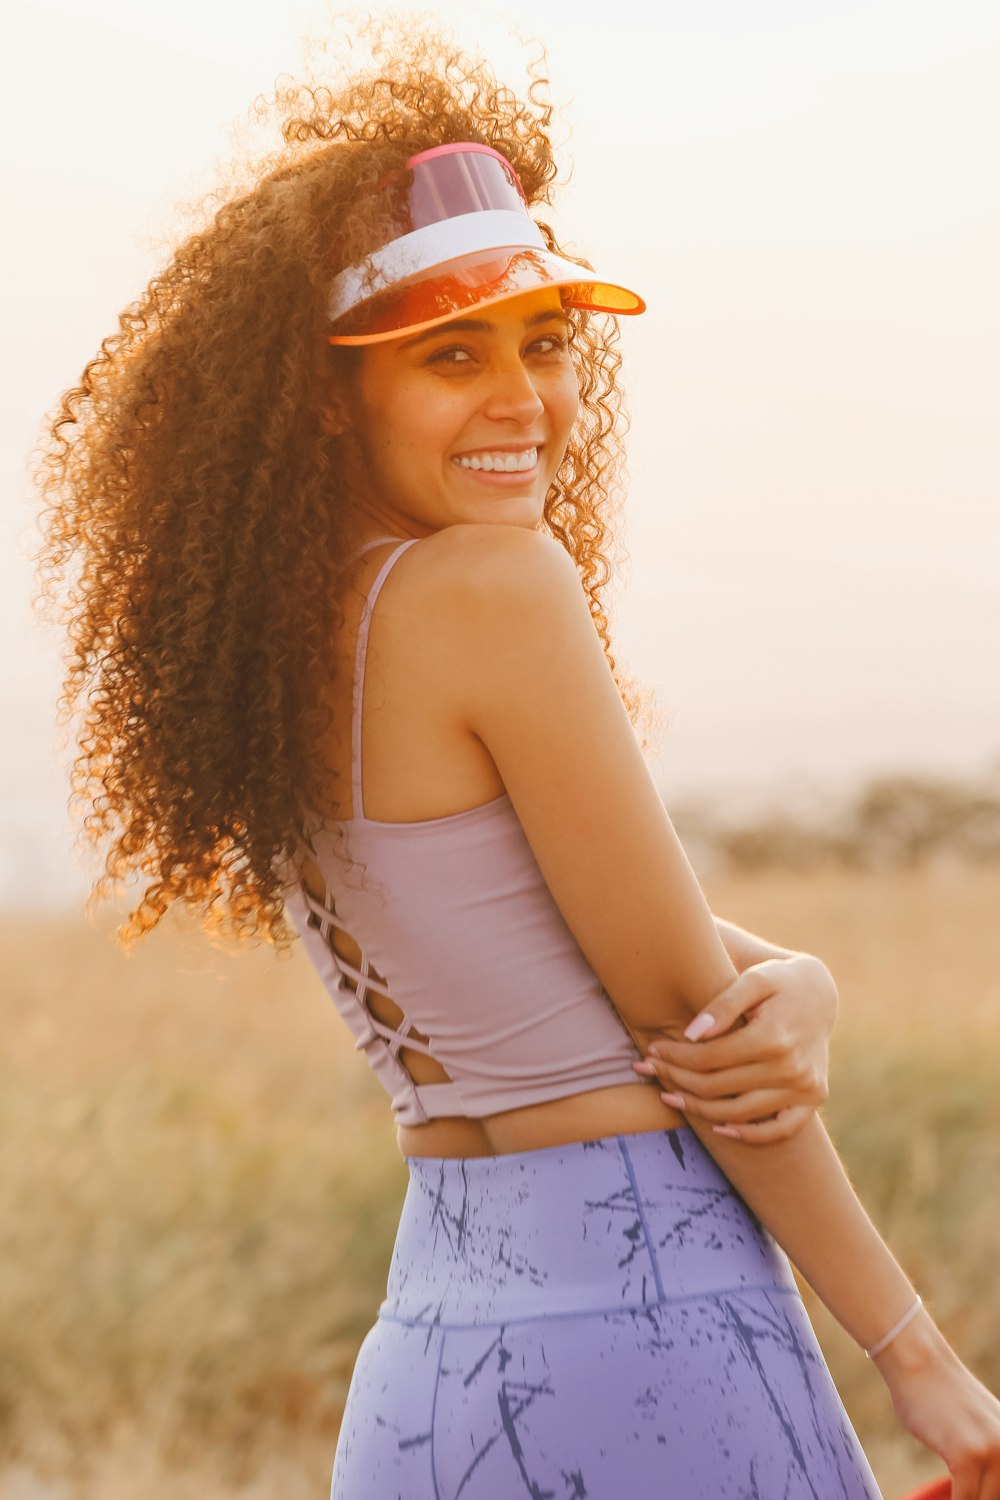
[337,287,581,537]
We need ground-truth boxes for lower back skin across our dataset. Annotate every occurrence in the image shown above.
[395,1082,688,1159]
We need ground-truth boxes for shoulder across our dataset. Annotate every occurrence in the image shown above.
[409,522,594,691]
[385,522,597,737]
[408,523,582,627]
[399,523,609,739]
[414,521,573,576]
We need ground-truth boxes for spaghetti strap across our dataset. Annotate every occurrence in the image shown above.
[340,533,409,568]
[351,537,421,820]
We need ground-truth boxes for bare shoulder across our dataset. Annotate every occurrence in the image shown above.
[395,522,590,714]
[392,522,579,692]
[411,522,583,648]
[410,521,572,594]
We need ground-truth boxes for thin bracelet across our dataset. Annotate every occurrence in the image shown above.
[864,1295,924,1359]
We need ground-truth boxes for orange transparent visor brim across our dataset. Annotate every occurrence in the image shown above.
[326,247,645,346]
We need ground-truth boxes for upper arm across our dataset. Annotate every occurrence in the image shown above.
[427,523,739,1039]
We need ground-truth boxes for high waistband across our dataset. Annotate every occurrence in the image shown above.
[382,1126,799,1327]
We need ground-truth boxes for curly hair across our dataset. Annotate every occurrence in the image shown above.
[33,15,664,952]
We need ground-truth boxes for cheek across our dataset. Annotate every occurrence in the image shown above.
[385,378,467,462]
[551,367,582,438]
[359,404,421,472]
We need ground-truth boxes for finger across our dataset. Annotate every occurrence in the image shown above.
[719,1106,812,1144]
[951,1463,981,1500]
[679,1053,822,1107]
[949,1475,971,1500]
[976,1458,1000,1500]
[681,965,779,1041]
[660,1087,790,1125]
[649,1018,789,1073]
[646,1058,795,1101]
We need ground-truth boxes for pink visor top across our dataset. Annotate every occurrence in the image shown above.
[327,142,646,345]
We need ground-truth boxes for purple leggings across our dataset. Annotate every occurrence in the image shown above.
[331,1125,883,1498]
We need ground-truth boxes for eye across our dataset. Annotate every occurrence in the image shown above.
[529,331,569,355]
[427,345,474,365]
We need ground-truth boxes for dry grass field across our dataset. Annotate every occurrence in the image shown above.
[2,861,999,1498]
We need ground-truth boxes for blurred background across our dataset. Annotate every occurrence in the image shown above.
[3,0,998,1495]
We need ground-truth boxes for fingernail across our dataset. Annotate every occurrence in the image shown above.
[684,1012,716,1042]
[713,1125,741,1139]
[661,1092,685,1109]
[632,1060,655,1075]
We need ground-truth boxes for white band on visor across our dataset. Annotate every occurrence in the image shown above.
[327,209,547,323]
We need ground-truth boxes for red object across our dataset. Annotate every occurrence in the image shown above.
[898,1479,951,1499]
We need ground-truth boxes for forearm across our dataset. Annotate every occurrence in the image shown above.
[683,1106,919,1352]
[713,914,799,970]
[684,928,923,1353]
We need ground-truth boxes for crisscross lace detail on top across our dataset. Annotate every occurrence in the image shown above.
[299,534,462,1121]
[299,884,440,1060]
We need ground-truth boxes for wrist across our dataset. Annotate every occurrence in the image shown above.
[869,1305,958,1384]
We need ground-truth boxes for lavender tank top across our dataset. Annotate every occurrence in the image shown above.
[280,534,650,1126]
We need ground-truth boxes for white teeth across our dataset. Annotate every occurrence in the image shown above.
[454,446,538,472]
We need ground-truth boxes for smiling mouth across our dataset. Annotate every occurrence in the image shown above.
[451,445,539,473]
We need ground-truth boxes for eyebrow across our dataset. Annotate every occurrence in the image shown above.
[396,306,570,351]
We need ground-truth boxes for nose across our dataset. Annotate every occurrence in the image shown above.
[480,352,546,426]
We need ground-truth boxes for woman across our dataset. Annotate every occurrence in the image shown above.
[34,24,999,1500]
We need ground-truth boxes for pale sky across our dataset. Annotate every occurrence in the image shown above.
[3,0,998,906]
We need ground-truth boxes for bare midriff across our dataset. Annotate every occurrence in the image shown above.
[396,1087,689,1160]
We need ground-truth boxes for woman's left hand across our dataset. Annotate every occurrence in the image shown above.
[633,954,837,1144]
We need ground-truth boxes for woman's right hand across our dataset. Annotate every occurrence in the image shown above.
[873,1314,1000,1499]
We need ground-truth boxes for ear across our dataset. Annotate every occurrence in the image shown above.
[319,389,353,438]
[320,348,361,437]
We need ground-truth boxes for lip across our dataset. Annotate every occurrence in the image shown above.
[450,442,546,458]
[452,462,540,487]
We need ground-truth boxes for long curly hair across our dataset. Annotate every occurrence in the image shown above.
[33,16,664,952]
